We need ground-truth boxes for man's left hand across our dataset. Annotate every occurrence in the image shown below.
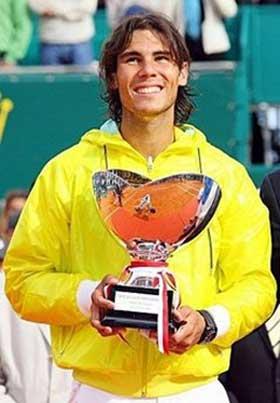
[169,306,206,354]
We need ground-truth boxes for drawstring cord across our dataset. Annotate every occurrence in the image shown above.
[103,145,109,170]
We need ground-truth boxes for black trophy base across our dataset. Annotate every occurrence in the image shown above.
[101,285,177,332]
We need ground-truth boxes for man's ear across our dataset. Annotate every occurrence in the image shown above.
[178,62,189,86]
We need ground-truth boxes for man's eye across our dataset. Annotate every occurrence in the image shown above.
[156,55,171,63]
[126,57,139,64]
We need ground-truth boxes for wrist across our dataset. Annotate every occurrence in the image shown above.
[197,309,218,344]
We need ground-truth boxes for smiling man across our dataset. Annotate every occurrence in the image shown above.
[4,13,276,403]
[114,29,187,119]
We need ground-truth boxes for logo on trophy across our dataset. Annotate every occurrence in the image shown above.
[93,170,221,353]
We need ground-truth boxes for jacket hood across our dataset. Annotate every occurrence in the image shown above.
[80,120,207,151]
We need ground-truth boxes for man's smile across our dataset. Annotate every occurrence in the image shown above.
[133,85,163,95]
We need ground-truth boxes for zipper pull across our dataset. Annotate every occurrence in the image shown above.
[147,155,153,173]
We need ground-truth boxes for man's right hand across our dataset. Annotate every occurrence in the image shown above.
[90,275,125,337]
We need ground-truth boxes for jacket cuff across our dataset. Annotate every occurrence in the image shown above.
[77,280,100,318]
[206,305,230,338]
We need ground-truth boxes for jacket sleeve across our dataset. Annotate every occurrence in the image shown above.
[211,165,276,347]
[50,0,98,22]
[6,0,31,63]
[4,159,90,326]
[28,0,97,20]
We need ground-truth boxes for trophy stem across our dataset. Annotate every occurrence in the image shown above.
[126,260,170,354]
[129,260,168,268]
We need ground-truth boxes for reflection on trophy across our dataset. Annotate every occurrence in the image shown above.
[93,170,221,353]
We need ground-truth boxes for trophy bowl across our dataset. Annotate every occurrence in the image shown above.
[93,170,221,352]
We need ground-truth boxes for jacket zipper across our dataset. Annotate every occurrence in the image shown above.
[105,145,154,177]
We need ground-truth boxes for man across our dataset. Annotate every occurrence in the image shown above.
[28,0,98,65]
[0,0,31,66]
[0,190,28,240]
[221,169,280,403]
[4,13,276,403]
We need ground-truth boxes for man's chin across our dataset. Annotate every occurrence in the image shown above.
[134,104,169,116]
[123,103,174,121]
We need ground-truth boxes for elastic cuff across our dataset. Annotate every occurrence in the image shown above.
[206,305,230,338]
[76,280,100,318]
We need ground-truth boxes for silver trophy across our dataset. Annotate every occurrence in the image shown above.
[93,170,221,353]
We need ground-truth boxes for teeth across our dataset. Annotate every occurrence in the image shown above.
[136,86,161,94]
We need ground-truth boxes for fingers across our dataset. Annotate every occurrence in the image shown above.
[90,275,125,337]
[91,303,113,336]
[92,275,119,309]
[91,322,114,337]
[173,306,193,324]
[169,306,206,354]
[92,286,114,311]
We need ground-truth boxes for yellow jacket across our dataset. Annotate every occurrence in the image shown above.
[4,125,276,398]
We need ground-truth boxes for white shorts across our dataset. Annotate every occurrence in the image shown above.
[71,380,230,403]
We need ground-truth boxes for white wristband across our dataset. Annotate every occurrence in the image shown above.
[206,305,231,338]
[76,280,100,318]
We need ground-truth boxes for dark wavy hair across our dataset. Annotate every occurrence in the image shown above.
[99,13,194,126]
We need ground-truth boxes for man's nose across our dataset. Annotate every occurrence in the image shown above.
[138,60,157,77]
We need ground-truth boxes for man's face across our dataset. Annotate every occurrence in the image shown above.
[6,197,25,217]
[4,197,26,240]
[113,29,188,121]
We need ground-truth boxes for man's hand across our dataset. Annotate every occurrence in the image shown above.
[169,306,206,354]
[42,10,56,17]
[90,275,125,337]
